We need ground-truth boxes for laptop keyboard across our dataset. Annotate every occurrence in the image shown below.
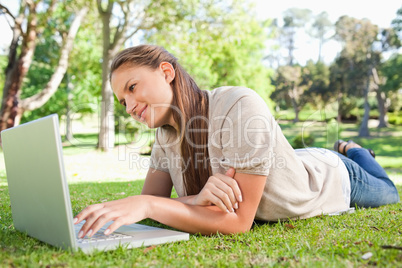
[77,232,133,244]
[75,227,133,244]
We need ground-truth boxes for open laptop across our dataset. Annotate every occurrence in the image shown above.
[1,114,189,253]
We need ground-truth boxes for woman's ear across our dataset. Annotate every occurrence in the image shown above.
[160,62,175,84]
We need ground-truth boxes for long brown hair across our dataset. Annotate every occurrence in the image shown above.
[110,45,211,195]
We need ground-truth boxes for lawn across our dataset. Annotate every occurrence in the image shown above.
[0,120,401,267]
[278,120,402,185]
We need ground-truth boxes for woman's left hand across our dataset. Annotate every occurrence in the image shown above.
[73,195,150,238]
[192,167,242,213]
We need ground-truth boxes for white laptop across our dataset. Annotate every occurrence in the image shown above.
[1,114,189,253]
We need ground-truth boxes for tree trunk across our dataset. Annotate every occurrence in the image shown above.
[371,67,389,129]
[317,36,323,63]
[337,92,342,122]
[0,4,86,133]
[65,74,73,142]
[20,7,88,111]
[376,90,389,128]
[358,76,371,137]
[0,67,23,130]
[288,33,295,66]
[0,2,37,131]
[98,78,115,151]
[96,0,149,151]
[289,87,300,123]
[97,1,115,152]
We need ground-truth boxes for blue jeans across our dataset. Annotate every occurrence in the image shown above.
[336,148,399,208]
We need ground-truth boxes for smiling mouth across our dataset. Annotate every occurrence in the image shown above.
[139,105,147,121]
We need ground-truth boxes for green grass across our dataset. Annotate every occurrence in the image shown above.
[277,122,402,185]
[0,181,401,267]
[61,131,155,156]
[0,121,401,266]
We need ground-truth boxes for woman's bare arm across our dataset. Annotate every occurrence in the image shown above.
[140,168,205,207]
[142,167,242,213]
[74,172,266,236]
[141,168,173,197]
[146,172,266,234]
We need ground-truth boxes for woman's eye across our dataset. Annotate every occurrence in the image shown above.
[129,84,136,92]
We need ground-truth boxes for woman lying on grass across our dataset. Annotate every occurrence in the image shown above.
[74,45,399,238]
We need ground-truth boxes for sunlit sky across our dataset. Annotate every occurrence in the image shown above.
[0,0,401,64]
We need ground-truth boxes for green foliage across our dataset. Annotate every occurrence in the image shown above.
[145,0,274,104]
[283,8,312,28]
[3,0,400,141]
[388,90,402,113]
[21,42,68,123]
[391,6,402,37]
[388,112,402,125]
[292,131,315,149]
[19,0,101,123]
[333,16,380,102]
[310,11,333,60]
[380,53,402,95]
[271,65,303,101]
[303,60,333,108]
[0,55,7,100]
[335,16,379,61]
[281,8,312,65]
[65,3,102,114]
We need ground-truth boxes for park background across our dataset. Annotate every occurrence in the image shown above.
[0,0,401,267]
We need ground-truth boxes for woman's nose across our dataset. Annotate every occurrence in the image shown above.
[126,100,137,115]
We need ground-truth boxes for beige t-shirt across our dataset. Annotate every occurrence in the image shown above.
[149,86,349,221]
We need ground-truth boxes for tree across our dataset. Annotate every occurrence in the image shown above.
[63,7,102,138]
[0,1,88,131]
[96,0,192,151]
[21,3,102,130]
[328,59,353,121]
[310,12,333,63]
[272,65,304,122]
[281,8,312,66]
[302,60,333,109]
[145,0,273,104]
[264,18,282,69]
[378,54,402,124]
[373,8,402,128]
[391,6,402,38]
[334,16,379,137]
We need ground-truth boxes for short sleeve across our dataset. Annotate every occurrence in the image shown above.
[214,93,275,176]
[149,128,170,174]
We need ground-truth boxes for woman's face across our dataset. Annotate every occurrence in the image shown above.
[111,62,177,130]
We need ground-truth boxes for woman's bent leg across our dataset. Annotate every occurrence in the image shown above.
[346,148,388,179]
[338,150,399,208]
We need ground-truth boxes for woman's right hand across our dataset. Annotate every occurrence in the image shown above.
[192,167,242,213]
